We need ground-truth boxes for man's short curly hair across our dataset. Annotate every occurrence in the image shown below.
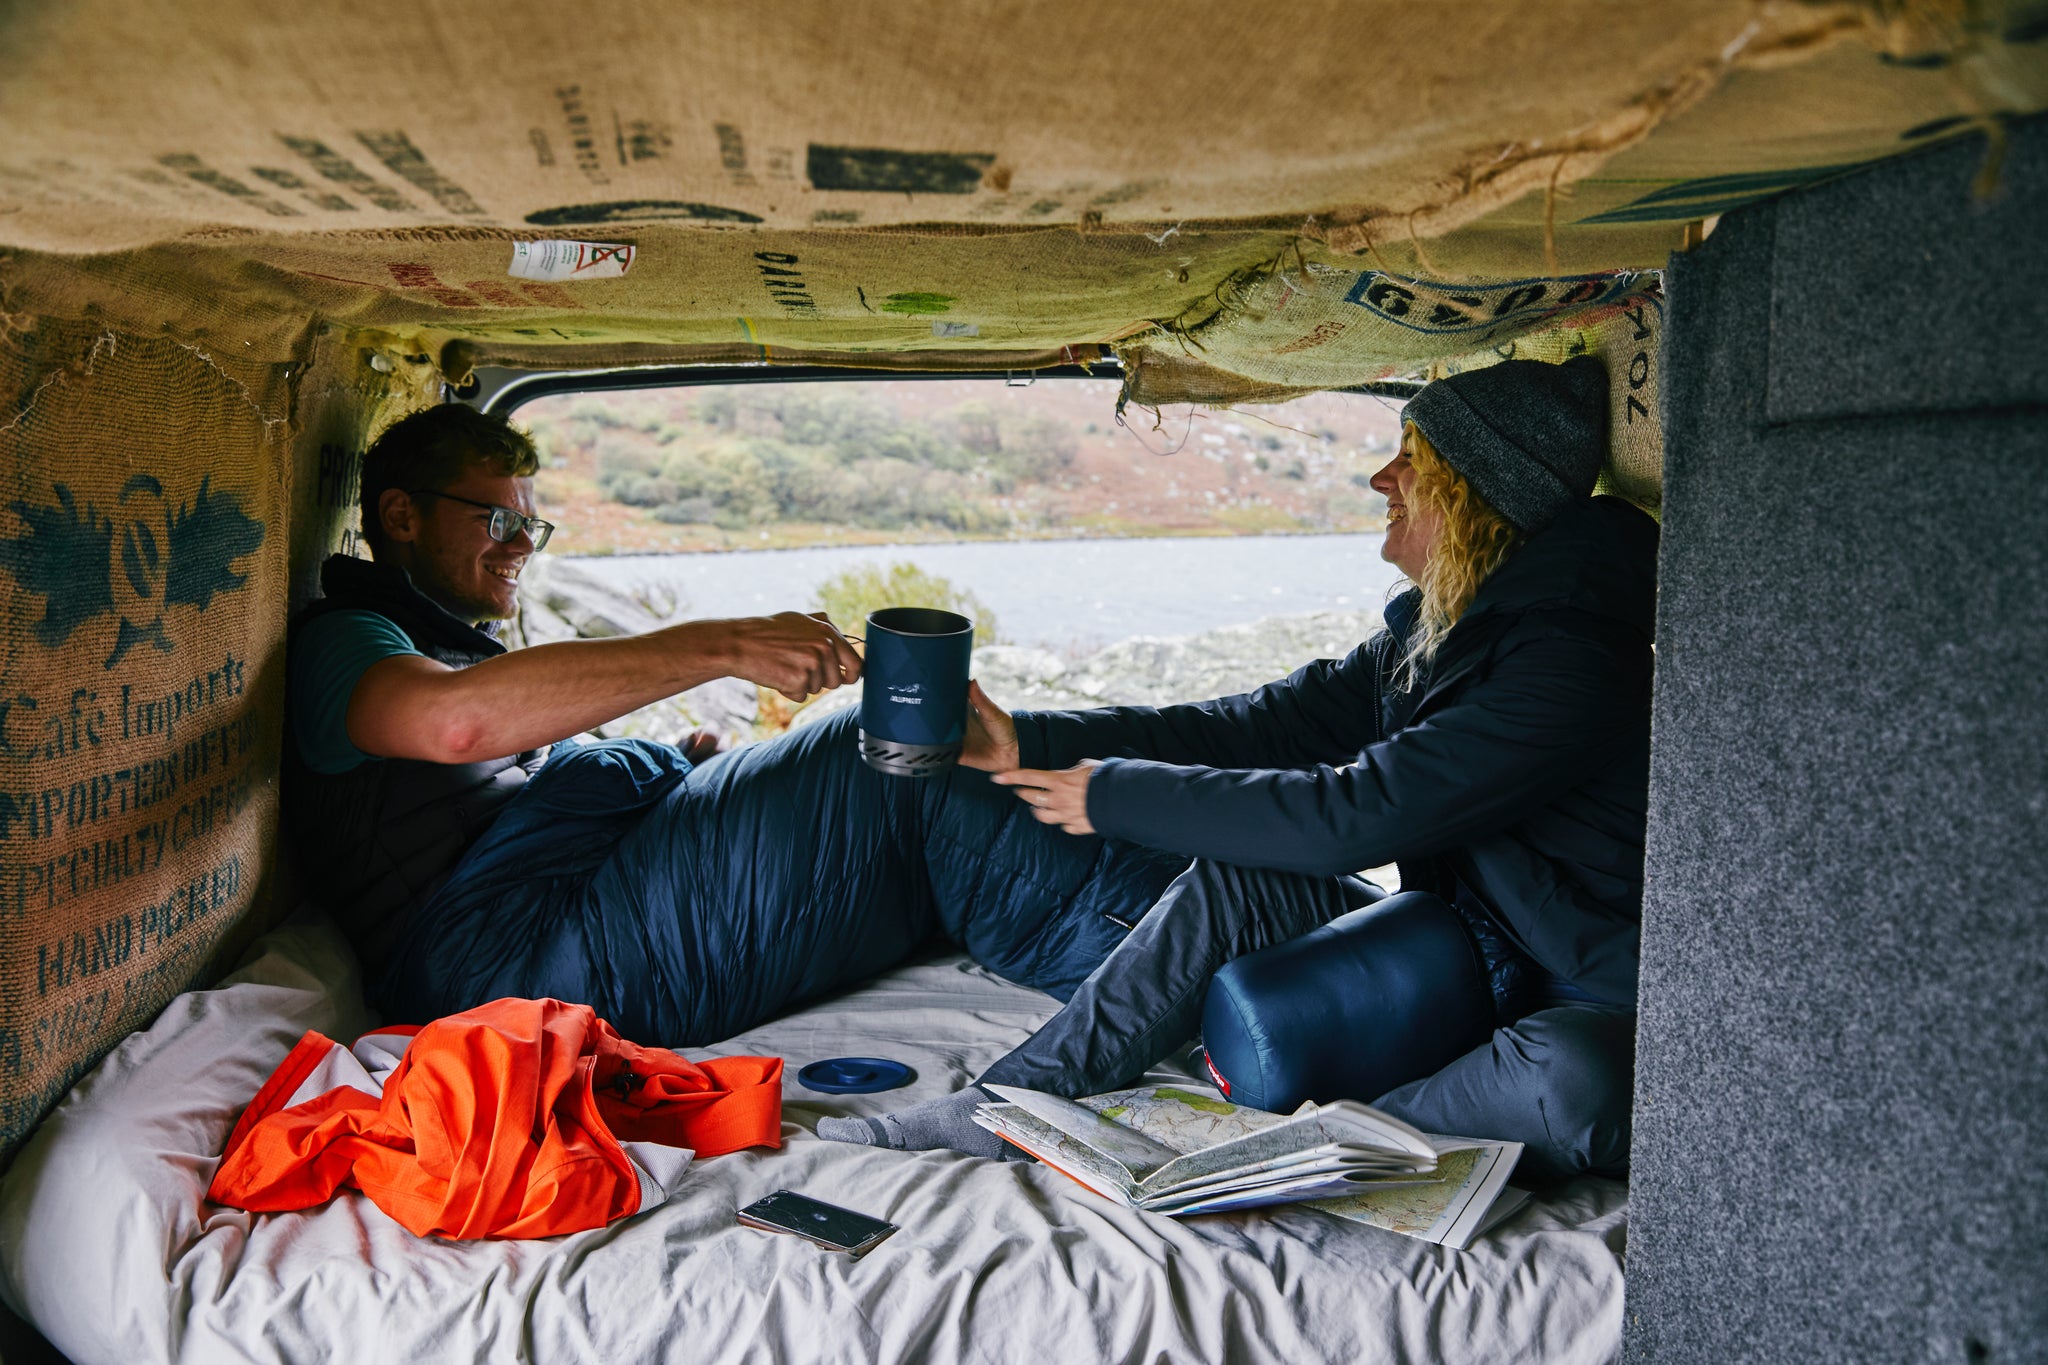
[358,405,540,552]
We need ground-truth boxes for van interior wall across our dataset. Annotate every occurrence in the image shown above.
[1626,120,2048,1357]
[0,320,432,1161]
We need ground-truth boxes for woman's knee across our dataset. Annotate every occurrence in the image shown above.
[1514,1008,1637,1177]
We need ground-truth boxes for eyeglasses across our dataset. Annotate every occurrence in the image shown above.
[407,489,554,551]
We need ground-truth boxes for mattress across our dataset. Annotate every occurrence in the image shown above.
[0,915,1627,1364]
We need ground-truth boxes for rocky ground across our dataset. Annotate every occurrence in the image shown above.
[506,553,1387,745]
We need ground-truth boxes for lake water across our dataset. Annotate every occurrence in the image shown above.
[571,532,1404,655]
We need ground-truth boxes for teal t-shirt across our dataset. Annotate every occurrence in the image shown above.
[290,610,423,774]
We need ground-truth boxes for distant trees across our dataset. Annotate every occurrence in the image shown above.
[523,383,1407,548]
[577,390,1080,534]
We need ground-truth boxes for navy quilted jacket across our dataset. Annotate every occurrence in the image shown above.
[1013,496,1660,1009]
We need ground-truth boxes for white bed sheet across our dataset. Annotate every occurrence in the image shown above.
[0,915,1626,1364]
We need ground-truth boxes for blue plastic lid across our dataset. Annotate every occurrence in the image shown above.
[797,1057,915,1094]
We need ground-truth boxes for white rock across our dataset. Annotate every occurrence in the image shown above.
[974,645,1066,685]
[682,676,761,738]
[515,597,580,647]
[521,554,666,639]
[788,686,860,730]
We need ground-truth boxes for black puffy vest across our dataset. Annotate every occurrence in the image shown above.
[283,555,544,973]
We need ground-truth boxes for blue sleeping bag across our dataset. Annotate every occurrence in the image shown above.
[376,709,1187,1044]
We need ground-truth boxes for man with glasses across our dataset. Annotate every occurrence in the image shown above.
[291,404,1178,1059]
[286,403,865,981]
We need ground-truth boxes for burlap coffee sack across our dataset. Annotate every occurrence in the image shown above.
[0,1,1899,253]
[1111,10,2046,405]
[285,327,444,610]
[0,223,1302,365]
[1312,19,2048,270]
[1121,278,1664,507]
[1119,349,1323,409]
[1124,250,1652,386]
[0,321,293,1160]
[443,339,1112,380]
[0,1,2038,383]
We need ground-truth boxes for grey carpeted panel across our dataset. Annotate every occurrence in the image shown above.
[1625,121,2048,1362]
[1766,128,2048,424]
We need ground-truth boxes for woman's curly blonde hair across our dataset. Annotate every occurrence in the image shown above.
[1399,422,1524,688]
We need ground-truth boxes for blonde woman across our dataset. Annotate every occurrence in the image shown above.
[828,356,1659,1182]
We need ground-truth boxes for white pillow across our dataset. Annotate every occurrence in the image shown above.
[0,915,369,1364]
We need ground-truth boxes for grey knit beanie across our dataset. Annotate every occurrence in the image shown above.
[1401,354,1609,532]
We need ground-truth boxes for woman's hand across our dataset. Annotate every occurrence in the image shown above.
[959,679,1020,773]
[992,760,1100,836]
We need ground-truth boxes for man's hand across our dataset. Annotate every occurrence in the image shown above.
[992,760,1100,836]
[960,679,1020,773]
[716,611,864,702]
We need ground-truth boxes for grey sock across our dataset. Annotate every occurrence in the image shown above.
[816,1088,1011,1159]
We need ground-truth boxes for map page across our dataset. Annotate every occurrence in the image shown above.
[982,1085,1440,1206]
[972,1104,1428,1215]
[1305,1139,1525,1249]
[1121,1104,1434,1194]
[975,1091,1523,1238]
[1154,1150,1443,1206]
[982,1085,1181,1182]
[1148,1164,1448,1216]
[971,1104,1143,1205]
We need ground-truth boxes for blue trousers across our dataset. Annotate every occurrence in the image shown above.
[981,860,1636,1183]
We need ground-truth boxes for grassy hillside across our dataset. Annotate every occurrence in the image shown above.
[520,378,1402,555]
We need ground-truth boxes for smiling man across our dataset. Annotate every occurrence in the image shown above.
[287,406,1206,1064]
[286,405,863,971]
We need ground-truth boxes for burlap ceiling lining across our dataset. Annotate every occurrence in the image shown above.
[0,1,2036,377]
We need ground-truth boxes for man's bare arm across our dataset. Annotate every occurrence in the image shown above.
[345,611,862,764]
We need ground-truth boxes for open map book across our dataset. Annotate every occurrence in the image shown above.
[975,1084,1526,1250]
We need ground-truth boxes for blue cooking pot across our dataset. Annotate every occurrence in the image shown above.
[858,607,974,777]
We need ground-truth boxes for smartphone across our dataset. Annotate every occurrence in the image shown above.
[736,1190,898,1258]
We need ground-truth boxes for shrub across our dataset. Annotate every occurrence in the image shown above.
[652,497,718,524]
[579,388,1087,535]
[997,414,1078,481]
[938,403,1076,483]
[603,471,681,507]
[694,389,738,427]
[812,562,998,645]
[658,442,777,523]
[597,446,662,477]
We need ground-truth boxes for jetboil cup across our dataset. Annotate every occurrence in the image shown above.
[858,607,974,777]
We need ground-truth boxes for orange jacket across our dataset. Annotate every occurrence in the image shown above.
[209,997,783,1239]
